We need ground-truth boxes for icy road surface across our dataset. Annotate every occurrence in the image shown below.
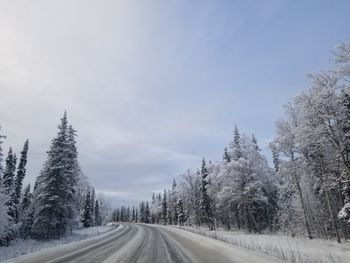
[4,223,282,263]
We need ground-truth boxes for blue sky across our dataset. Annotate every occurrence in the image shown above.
[0,0,349,206]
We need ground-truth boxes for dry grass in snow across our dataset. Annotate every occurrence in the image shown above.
[173,226,350,263]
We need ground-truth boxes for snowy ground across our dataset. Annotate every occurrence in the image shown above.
[172,226,350,263]
[0,225,115,261]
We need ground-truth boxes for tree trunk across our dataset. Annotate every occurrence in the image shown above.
[319,157,341,243]
[245,206,251,232]
[292,155,313,239]
[325,189,341,243]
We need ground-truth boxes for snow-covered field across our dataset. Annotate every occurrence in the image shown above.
[0,225,115,261]
[173,226,350,263]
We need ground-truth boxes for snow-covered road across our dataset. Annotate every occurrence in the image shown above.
[3,224,282,263]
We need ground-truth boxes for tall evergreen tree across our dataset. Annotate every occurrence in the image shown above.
[0,180,11,245]
[251,134,260,151]
[172,179,178,225]
[200,158,213,229]
[0,124,5,177]
[14,139,29,222]
[31,112,79,239]
[81,190,92,228]
[162,190,167,225]
[139,201,145,223]
[94,199,101,226]
[90,188,95,225]
[145,202,150,223]
[3,148,17,221]
[65,124,80,230]
[20,184,32,217]
[132,206,136,222]
[177,198,184,226]
[223,147,231,164]
[233,125,242,160]
[19,185,34,239]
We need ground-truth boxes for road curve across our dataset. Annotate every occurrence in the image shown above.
[4,223,282,263]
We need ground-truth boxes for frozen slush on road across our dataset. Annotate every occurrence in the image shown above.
[3,223,282,263]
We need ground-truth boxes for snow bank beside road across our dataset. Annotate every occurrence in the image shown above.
[169,226,350,263]
[156,224,283,263]
[0,225,117,262]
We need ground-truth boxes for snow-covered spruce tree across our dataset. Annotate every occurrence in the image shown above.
[132,206,136,222]
[0,180,12,246]
[31,112,79,239]
[177,198,184,226]
[90,188,95,226]
[94,200,101,226]
[145,202,150,223]
[139,201,145,223]
[3,148,17,223]
[0,137,12,245]
[232,125,242,160]
[81,189,92,228]
[20,184,32,215]
[66,125,81,231]
[19,184,34,239]
[150,192,156,223]
[161,189,167,225]
[223,147,231,164]
[200,158,213,229]
[166,189,173,225]
[171,179,178,225]
[0,124,6,177]
[14,139,29,222]
[135,207,138,222]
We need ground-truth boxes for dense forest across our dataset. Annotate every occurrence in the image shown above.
[113,40,350,242]
[0,113,108,245]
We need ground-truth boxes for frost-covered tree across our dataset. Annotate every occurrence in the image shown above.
[171,179,178,225]
[20,184,32,214]
[0,180,11,245]
[3,148,17,222]
[0,124,6,177]
[177,199,184,226]
[19,185,34,239]
[232,125,242,160]
[138,40,350,241]
[14,140,29,222]
[31,112,79,239]
[223,147,231,164]
[218,132,277,233]
[180,169,201,225]
[270,113,313,238]
[200,159,213,229]
[94,200,101,226]
[150,192,162,224]
[145,202,150,223]
[162,190,167,225]
[81,190,92,228]
[90,188,95,225]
